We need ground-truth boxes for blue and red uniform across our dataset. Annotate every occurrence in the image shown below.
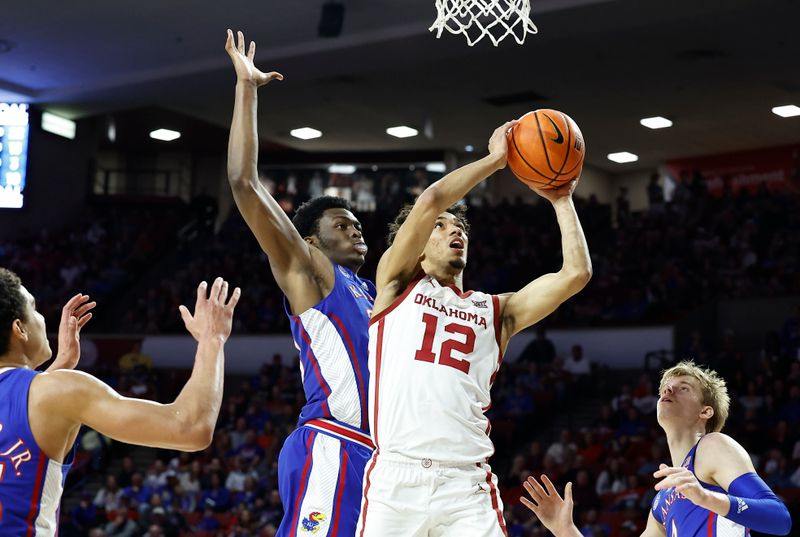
[277,264,375,537]
[0,367,74,536]
[652,439,748,537]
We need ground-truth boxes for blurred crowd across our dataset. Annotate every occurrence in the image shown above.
[2,171,798,334]
[0,203,189,332]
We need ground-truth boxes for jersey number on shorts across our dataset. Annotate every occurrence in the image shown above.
[414,313,474,374]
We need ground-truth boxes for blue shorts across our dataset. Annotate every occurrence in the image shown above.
[277,420,374,537]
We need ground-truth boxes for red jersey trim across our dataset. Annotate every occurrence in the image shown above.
[369,272,424,326]
[490,294,505,385]
[372,319,386,447]
[328,312,369,431]
[25,454,47,537]
[706,512,716,537]
[295,319,333,418]
[305,419,375,450]
[444,282,475,299]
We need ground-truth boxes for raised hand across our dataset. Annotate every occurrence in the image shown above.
[488,120,519,168]
[225,29,284,87]
[654,464,710,506]
[49,293,96,371]
[179,278,241,342]
[531,178,579,203]
[521,475,579,537]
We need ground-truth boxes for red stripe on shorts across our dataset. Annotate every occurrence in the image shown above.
[329,443,349,536]
[289,431,317,536]
[486,468,508,537]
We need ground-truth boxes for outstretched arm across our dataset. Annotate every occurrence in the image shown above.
[375,121,516,298]
[655,433,791,535]
[522,475,665,537]
[499,181,591,350]
[225,30,329,310]
[37,279,240,452]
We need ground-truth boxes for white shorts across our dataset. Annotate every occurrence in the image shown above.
[355,452,508,537]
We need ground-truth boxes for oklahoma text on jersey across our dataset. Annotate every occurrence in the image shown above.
[413,294,490,329]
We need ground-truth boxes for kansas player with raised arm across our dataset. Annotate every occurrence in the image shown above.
[225,30,375,536]
[356,120,592,537]
[521,361,792,537]
[0,269,239,535]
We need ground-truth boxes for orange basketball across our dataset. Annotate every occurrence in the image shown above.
[506,109,586,189]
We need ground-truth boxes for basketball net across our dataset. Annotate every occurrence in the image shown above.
[429,0,538,46]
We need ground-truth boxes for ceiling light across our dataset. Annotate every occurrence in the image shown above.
[386,126,418,138]
[640,116,673,129]
[425,162,446,173]
[464,145,474,153]
[607,152,639,164]
[41,112,76,139]
[328,164,356,174]
[290,127,322,140]
[772,105,800,118]
[149,128,181,142]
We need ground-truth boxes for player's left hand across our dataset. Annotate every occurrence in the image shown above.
[654,464,710,506]
[225,29,284,87]
[51,293,96,370]
[521,475,576,536]
[488,120,519,169]
[530,178,579,203]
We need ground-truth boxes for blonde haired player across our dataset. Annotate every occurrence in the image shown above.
[521,361,792,536]
[356,121,592,537]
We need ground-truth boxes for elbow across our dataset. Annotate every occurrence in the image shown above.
[185,423,214,452]
[417,186,444,212]
[227,173,249,190]
[565,266,592,292]
[227,167,259,192]
[175,416,214,452]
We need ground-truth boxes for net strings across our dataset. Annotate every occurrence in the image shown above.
[430,0,538,46]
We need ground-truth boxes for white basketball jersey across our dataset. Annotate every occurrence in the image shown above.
[367,274,503,463]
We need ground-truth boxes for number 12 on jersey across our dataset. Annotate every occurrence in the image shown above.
[414,313,475,374]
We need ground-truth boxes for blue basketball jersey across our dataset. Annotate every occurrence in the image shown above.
[0,367,74,536]
[285,264,375,435]
[652,438,748,537]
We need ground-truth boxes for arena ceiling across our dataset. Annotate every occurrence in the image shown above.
[2,0,799,171]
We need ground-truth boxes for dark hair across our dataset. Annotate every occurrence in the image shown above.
[0,268,27,355]
[292,196,353,238]
[387,203,470,247]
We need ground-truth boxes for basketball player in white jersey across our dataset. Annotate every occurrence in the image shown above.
[355,121,592,537]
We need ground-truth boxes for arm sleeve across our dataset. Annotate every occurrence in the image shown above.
[724,472,792,536]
